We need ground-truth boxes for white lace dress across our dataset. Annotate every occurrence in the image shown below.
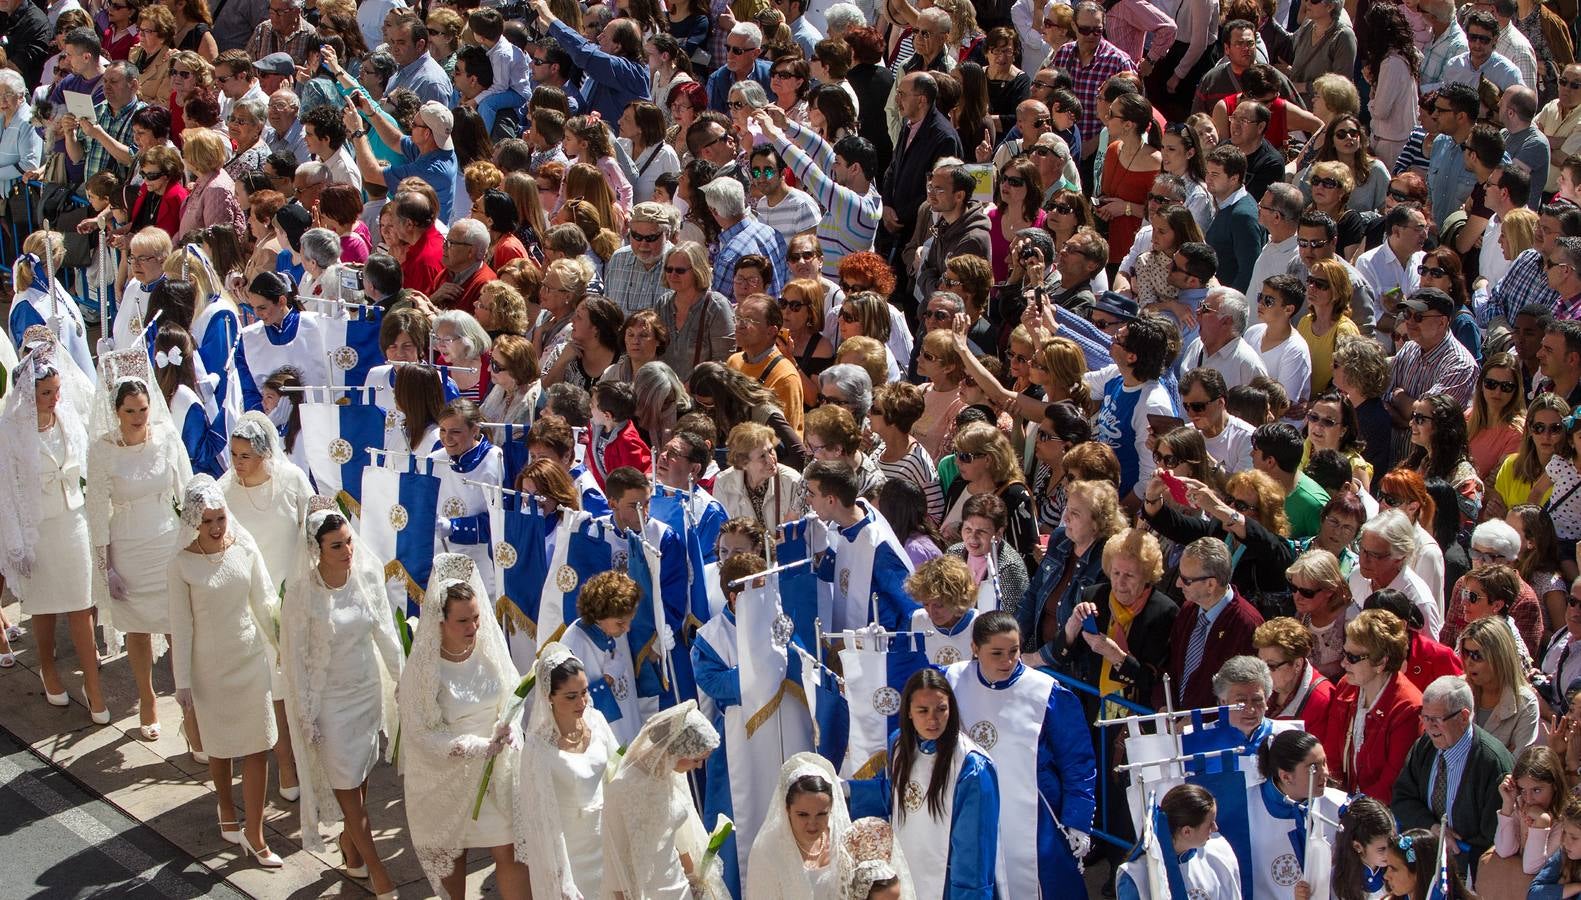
[19,424,93,616]
[223,465,313,695]
[167,540,278,759]
[439,652,516,848]
[91,437,188,633]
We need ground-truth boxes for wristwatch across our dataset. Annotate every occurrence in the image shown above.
[1228,511,1244,528]
[350,129,367,140]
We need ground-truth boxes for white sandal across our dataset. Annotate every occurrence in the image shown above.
[0,653,14,668]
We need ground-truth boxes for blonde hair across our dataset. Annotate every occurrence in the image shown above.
[952,421,1023,487]
[726,421,778,468]
[464,160,505,201]
[479,281,529,334]
[1306,258,1353,324]
[920,329,964,382]
[837,336,888,388]
[1311,160,1355,196]
[904,555,977,613]
[1345,608,1408,672]
[544,257,592,299]
[782,278,829,328]
[1458,616,1533,705]
[1101,527,1164,583]
[180,127,230,175]
[1036,336,1092,414]
[13,230,66,293]
[1226,470,1291,536]
[666,241,712,292]
[1066,479,1127,542]
[1311,73,1360,118]
[1503,208,1539,258]
[1285,548,1350,611]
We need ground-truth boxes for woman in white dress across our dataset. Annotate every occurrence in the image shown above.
[0,342,107,720]
[748,752,855,900]
[280,509,404,898]
[167,475,282,868]
[513,641,621,899]
[218,410,314,798]
[398,553,530,900]
[86,351,192,741]
[840,817,916,900]
[602,699,730,900]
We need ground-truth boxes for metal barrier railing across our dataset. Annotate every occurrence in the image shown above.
[1041,667,1155,850]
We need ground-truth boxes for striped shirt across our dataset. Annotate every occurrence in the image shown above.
[1386,335,1479,407]
[775,122,883,277]
[879,441,945,523]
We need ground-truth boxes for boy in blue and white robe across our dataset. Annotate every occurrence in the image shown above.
[430,434,505,596]
[1117,832,1242,900]
[234,305,331,411]
[812,496,917,632]
[561,611,643,745]
[1236,776,1347,900]
[944,653,1096,898]
[692,566,748,899]
[10,255,94,380]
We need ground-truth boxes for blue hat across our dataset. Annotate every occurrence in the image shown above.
[1093,291,1139,322]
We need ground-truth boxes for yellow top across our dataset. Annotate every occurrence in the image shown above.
[1297,314,1361,396]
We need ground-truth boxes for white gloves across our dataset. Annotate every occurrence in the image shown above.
[1066,829,1092,862]
[658,622,677,654]
[435,517,454,538]
[107,568,128,602]
[449,734,493,758]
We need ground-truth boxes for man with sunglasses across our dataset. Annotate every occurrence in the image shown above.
[1425,82,1480,229]
[986,98,1051,169]
[1535,65,1581,194]
[1286,211,1377,338]
[1052,2,1133,171]
[754,109,882,277]
[213,50,264,125]
[705,22,772,114]
[1182,287,1269,392]
[1386,289,1479,435]
[1180,366,1255,472]
[1356,202,1428,318]
[1474,163,1532,294]
[604,202,675,314]
[1546,236,1581,320]
[1441,10,1523,94]
[746,144,820,234]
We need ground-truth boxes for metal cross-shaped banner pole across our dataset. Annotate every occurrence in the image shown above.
[40,219,59,326]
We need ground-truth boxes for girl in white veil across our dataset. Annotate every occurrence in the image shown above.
[601,699,730,900]
[86,347,191,740]
[747,752,855,900]
[512,641,621,900]
[397,552,530,900]
[839,818,917,900]
[280,506,404,897]
[0,334,105,719]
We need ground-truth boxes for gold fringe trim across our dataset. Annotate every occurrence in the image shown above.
[385,561,424,605]
[852,750,888,780]
[744,677,811,738]
[494,596,535,637]
[336,489,362,521]
[542,622,568,645]
[637,634,671,691]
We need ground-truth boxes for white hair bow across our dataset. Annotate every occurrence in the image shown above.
[154,347,184,369]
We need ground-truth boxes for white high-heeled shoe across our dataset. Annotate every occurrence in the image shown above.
[339,834,368,879]
[278,784,300,802]
[243,837,283,869]
[84,689,110,726]
[218,808,242,846]
[41,674,68,707]
[183,724,209,764]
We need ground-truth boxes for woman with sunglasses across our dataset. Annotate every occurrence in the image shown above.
[1491,395,1568,522]
[777,277,835,409]
[1283,548,1355,682]
[1305,161,1368,259]
[1144,469,1299,614]
[1300,114,1389,213]
[1468,352,1526,482]
[1405,393,1484,525]
[1416,248,1482,362]
[1458,605,1540,754]
[1298,260,1361,397]
[1524,405,1581,555]
[132,6,176,105]
[1318,608,1423,803]
[768,57,814,126]
[988,157,1045,284]
[1303,388,1373,492]
[166,51,214,147]
[128,144,188,239]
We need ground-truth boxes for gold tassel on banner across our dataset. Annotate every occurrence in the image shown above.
[852,750,889,780]
[493,596,535,637]
[385,561,424,606]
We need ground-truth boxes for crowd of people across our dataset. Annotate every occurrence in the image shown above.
[5,0,1581,896]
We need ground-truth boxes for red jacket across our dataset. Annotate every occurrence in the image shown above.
[585,419,652,489]
[1318,671,1423,804]
[130,182,187,239]
[448,262,498,316]
[1158,590,1265,711]
[1273,666,1337,760]
[1401,629,1464,694]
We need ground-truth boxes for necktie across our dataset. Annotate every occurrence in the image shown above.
[1180,613,1211,701]
[1431,752,1448,818]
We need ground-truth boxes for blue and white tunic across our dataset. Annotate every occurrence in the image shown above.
[561,616,642,745]
[430,437,504,596]
[946,659,1096,899]
[814,499,917,632]
[169,384,226,478]
[234,308,331,411]
[912,607,977,667]
[10,276,94,379]
[692,606,744,897]
[191,294,243,445]
[1240,778,1347,900]
[113,276,160,351]
[850,732,1002,900]
[1117,834,1243,900]
[599,514,695,708]
[569,463,610,517]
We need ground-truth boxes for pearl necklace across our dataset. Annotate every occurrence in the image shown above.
[196,534,232,564]
[440,641,475,660]
[235,475,274,511]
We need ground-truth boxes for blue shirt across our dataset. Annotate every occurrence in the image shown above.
[546,19,651,124]
[384,136,458,222]
[385,52,452,105]
[1427,134,1477,229]
[1440,50,1524,93]
[711,217,788,300]
[705,58,773,113]
[1426,725,1475,819]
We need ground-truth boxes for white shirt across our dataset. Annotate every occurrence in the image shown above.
[1542,630,1581,695]
[1180,335,1269,390]
[482,36,532,99]
[321,144,363,193]
[1479,213,1513,292]
[1203,413,1256,473]
[1247,233,1299,301]
[1349,565,1442,639]
[1242,324,1313,405]
[1354,243,1425,316]
[753,186,822,236]
[1118,223,1154,277]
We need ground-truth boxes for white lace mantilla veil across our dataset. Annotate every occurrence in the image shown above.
[85,349,188,651]
[511,641,619,900]
[747,752,855,900]
[281,503,404,854]
[0,336,91,581]
[217,410,287,490]
[840,818,916,900]
[397,552,522,900]
[604,699,730,900]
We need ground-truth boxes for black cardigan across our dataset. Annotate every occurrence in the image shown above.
[1049,581,1180,718]
[1144,502,1298,618]
[941,478,1039,573]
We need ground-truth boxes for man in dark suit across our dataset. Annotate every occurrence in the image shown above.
[1160,537,1265,710]
[878,71,962,303]
[1392,675,1514,873]
[1203,144,1268,295]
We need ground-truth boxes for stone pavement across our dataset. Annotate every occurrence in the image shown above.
[0,596,507,899]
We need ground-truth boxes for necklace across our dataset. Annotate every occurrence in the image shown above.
[235,475,274,511]
[557,718,589,747]
[440,641,475,660]
[196,534,231,564]
[795,831,828,861]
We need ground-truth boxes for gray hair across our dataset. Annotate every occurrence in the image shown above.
[295,160,328,187]
[269,87,300,110]
[448,218,490,257]
[700,177,747,221]
[1469,518,1522,561]
[0,70,24,99]
[1212,655,1273,701]
[1361,509,1418,563]
[1181,537,1232,584]
[1151,172,1187,200]
[1421,675,1473,714]
[1558,237,1581,276]
[435,309,493,360]
[634,360,688,427]
[1424,0,1455,22]
[918,8,952,33]
[731,22,764,47]
[299,227,341,268]
[107,59,141,81]
[928,291,965,315]
[820,364,873,422]
[362,51,398,82]
[729,79,770,109]
[1205,287,1250,336]
[1264,183,1305,221]
[824,2,866,34]
[233,96,268,124]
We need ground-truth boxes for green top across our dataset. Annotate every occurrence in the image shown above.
[1285,472,1331,541]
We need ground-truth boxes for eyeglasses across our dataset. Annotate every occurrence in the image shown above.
[1306,411,1340,428]
[529,57,549,66]
[1030,146,1056,157]
[1264,657,1296,672]
[1306,277,1330,291]
[1257,293,1281,308]
[919,350,942,364]
[629,231,663,243]
[663,265,691,275]
[839,281,871,293]
[1531,420,1565,435]
[1417,265,1449,278]
[1031,79,1056,90]
[1463,647,1487,662]
[1405,310,1446,323]
[787,251,819,262]
[1008,351,1033,365]
[1379,492,1405,507]
[1296,237,1331,249]
[1386,188,1415,202]
[1482,376,1517,393]
[1004,176,1027,188]
[1229,498,1256,514]
[728,100,748,111]
[1090,315,1123,331]
[1341,649,1372,665]
[173,69,195,78]
[1546,257,1575,272]
[1310,176,1342,190]
[1292,584,1325,599]
[1075,24,1104,35]
[1466,32,1493,43]
[1183,399,1213,413]
[1146,192,1173,206]
[1048,201,1074,215]
[749,166,779,179]
[1036,429,1063,443]
[771,69,798,78]
[1153,452,1192,468]
[132,253,163,263]
[140,170,166,180]
[1177,572,1216,586]
[955,451,980,463]
[925,308,953,320]
[1408,413,1433,426]
[727,45,755,55]
[1333,128,1361,141]
[1322,515,1358,532]
[940,275,963,288]
[1561,79,1581,91]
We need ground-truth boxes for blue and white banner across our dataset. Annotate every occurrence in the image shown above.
[360,461,441,615]
[300,388,386,519]
[836,630,931,779]
[792,644,849,772]
[489,493,548,662]
[497,422,533,488]
[777,518,828,652]
[315,302,385,388]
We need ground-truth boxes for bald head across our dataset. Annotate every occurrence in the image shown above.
[1016,99,1051,138]
[1501,85,1538,127]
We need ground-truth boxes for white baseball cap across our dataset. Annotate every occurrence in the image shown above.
[415,101,454,152]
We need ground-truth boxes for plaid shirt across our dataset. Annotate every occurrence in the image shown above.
[1556,292,1581,321]
[84,96,142,181]
[1485,248,1560,325]
[244,20,318,65]
[605,242,670,315]
[1052,40,1135,152]
[1419,21,1468,92]
[711,217,788,300]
